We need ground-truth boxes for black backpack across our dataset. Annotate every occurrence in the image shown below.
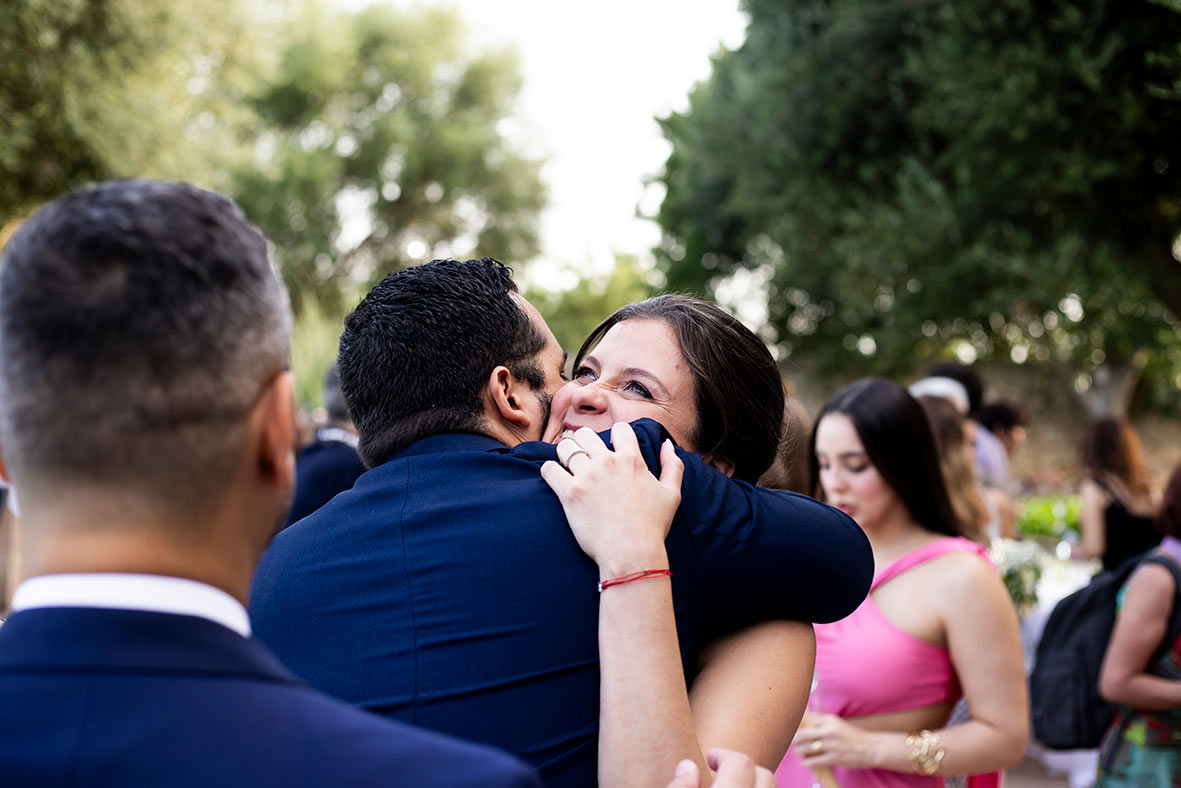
[1029,551,1181,750]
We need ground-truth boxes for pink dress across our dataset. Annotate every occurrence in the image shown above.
[776,537,999,788]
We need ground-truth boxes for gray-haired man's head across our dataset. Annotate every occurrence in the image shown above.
[0,179,292,515]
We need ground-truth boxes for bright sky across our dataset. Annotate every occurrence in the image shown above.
[378,0,749,290]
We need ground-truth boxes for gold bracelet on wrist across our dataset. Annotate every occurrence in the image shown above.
[905,730,945,777]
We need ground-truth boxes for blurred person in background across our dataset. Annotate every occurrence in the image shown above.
[924,363,1008,493]
[1095,462,1181,786]
[0,180,539,788]
[915,396,992,542]
[1076,418,1159,570]
[283,359,365,528]
[778,377,1027,787]
[975,403,1027,465]
[758,398,814,494]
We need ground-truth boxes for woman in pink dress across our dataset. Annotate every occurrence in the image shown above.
[779,378,1028,787]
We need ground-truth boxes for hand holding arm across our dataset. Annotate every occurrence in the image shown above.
[667,750,776,788]
[543,423,700,787]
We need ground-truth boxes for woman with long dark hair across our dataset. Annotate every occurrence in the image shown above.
[777,378,1027,787]
[1077,418,1159,570]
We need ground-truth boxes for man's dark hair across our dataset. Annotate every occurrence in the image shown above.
[322,359,351,424]
[338,257,546,467]
[810,378,963,537]
[574,295,785,483]
[977,402,1027,434]
[925,362,984,416]
[0,179,291,510]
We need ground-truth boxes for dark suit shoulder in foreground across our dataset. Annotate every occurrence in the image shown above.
[0,607,538,788]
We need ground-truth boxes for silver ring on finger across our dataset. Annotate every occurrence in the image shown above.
[561,448,591,468]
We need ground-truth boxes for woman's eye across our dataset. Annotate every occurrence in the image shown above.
[624,381,653,399]
[573,366,596,382]
[846,463,869,474]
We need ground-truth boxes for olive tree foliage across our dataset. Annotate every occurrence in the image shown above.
[656,0,1181,415]
[0,0,266,231]
[231,3,546,313]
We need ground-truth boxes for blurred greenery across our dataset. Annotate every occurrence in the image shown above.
[231,2,546,314]
[0,0,266,220]
[1,0,546,338]
[290,295,344,409]
[1017,494,1081,539]
[657,0,1181,413]
[523,254,657,357]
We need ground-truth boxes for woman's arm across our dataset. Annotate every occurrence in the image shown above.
[690,621,814,769]
[544,424,708,787]
[1099,562,1181,710]
[797,553,1028,775]
[544,425,814,787]
[1074,478,1107,560]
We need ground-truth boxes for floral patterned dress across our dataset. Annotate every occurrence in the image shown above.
[1095,584,1181,787]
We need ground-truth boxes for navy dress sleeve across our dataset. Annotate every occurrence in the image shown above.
[519,419,873,626]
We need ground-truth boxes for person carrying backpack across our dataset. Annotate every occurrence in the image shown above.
[1095,462,1181,786]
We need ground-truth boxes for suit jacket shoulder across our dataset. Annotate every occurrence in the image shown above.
[0,608,538,788]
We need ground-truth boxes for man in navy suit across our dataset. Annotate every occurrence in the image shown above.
[250,259,873,786]
[284,360,366,527]
[0,181,538,788]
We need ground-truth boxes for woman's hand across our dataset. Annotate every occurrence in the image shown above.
[667,750,776,788]
[541,423,683,577]
[793,713,882,770]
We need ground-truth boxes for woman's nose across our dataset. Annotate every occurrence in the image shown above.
[569,382,607,413]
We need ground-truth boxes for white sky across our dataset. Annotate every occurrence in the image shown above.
[361,1,749,289]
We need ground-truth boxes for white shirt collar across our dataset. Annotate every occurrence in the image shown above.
[11,573,251,637]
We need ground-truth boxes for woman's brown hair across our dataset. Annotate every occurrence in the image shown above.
[1080,418,1151,496]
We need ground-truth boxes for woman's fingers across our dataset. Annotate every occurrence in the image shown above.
[555,438,591,472]
[540,460,573,497]
[659,438,685,495]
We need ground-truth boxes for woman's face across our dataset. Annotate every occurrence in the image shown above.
[543,318,699,451]
[814,412,902,531]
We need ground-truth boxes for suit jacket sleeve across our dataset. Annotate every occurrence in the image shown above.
[628,418,873,626]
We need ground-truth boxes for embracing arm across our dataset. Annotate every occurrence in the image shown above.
[690,621,815,769]
[797,554,1028,775]
[1099,562,1181,710]
[543,425,783,788]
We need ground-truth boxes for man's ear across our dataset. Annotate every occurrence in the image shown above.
[704,454,735,479]
[486,365,533,429]
[255,371,297,491]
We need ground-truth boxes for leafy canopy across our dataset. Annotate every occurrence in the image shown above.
[657,0,1181,406]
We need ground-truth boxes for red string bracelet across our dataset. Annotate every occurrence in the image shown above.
[597,569,673,593]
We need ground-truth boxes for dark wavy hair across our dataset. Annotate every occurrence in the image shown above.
[574,295,784,483]
[339,258,546,467]
[810,377,963,537]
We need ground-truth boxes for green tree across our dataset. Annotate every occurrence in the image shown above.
[524,254,657,355]
[657,0,1181,415]
[232,3,546,313]
[0,0,266,228]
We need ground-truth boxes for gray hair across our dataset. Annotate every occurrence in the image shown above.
[0,179,291,512]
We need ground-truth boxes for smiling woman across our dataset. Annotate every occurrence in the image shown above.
[544,295,785,482]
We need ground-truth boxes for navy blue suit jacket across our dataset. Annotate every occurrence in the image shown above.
[250,419,872,787]
[285,434,366,527]
[0,607,539,788]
